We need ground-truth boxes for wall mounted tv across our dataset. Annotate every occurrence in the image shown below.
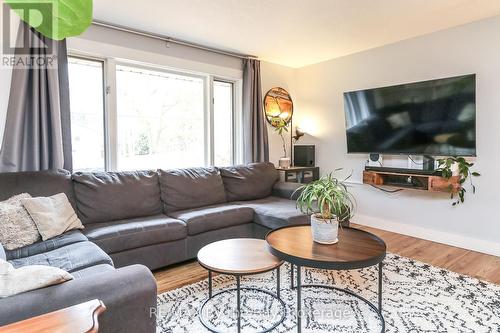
[343,74,476,156]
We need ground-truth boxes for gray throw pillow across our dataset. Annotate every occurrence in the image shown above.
[0,194,41,250]
[22,193,84,241]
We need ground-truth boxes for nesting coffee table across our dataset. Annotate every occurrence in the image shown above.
[266,225,387,333]
[197,238,286,333]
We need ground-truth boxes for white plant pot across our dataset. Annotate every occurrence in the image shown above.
[310,214,339,245]
[278,157,291,169]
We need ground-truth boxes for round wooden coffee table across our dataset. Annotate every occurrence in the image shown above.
[266,225,386,333]
[197,238,286,333]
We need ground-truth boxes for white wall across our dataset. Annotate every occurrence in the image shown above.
[68,24,243,80]
[290,16,500,256]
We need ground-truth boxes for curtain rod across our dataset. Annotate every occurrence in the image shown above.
[92,20,258,60]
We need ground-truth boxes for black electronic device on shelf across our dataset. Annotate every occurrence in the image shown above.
[293,145,315,167]
[364,166,442,176]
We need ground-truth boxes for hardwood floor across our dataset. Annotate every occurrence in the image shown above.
[355,224,500,283]
[153,224,500,294]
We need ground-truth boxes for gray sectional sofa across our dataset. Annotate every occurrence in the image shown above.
[0,162,308,332]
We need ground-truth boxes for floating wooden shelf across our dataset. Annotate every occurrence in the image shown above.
[363,170,461,193]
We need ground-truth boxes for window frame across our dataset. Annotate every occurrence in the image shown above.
[212,78,236,166]
[67,54,108,172]
[68,53,241,171]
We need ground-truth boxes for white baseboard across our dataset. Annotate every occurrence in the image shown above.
[353,214,500,257]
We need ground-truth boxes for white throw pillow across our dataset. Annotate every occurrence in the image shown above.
[0,259,73,297]
[22,193,84,241]
[0,194,41,250]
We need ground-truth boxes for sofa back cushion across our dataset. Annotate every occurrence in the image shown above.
[0,169,76,209]
[220,163,279,201]
[72,170,162,224]
[159,167,226,213]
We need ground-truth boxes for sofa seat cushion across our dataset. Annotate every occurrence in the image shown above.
[8,241,113,273]
[83,215,187,254]
[6,230,88,261]
[71,264,115,279]
[235,197,309,230]
[73,170,163,224]
[169,204,254,236]
[159,167,227,213]
[220,163,279,201]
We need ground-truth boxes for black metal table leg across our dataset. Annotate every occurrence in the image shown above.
[276,266,281,299]
[208,270,213,299]
[291,264,294,289]
[297,265,301,333]
[378,262,383,311]
[236,276,241,333]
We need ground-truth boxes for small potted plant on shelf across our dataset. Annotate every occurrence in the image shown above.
[271,118,291,168]
[293,171,356,244]
[437,156,480,205]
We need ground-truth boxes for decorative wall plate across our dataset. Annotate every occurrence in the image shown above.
[264,87,293,128]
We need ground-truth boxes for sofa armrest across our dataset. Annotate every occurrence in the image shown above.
[272,182,304,200]
[0,264,157,333]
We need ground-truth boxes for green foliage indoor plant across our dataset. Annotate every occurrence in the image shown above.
[293,171,356,244]
[437,156,480,206]
[272,119,291,168]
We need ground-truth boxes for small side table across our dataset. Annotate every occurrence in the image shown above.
[276,166,319,183]
[197,239,286,333]
[0,299,106,333]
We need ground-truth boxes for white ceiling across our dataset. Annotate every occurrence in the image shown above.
[93,0,500,68]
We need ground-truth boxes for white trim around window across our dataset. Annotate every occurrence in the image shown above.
[68,52,242,171]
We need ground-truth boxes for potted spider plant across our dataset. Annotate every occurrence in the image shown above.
[293,172,356,244]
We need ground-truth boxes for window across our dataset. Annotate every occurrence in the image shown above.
[68,56,239,171]
[68,57,105,171]
[213,80,234,166]
[116,65,205,170]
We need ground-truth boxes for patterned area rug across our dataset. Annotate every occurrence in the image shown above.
[156,253,500,332]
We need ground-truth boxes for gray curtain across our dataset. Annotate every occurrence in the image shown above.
[242,58,269,164]
[0,22,72,172]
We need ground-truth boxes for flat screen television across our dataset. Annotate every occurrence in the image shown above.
[343,74,476,156]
